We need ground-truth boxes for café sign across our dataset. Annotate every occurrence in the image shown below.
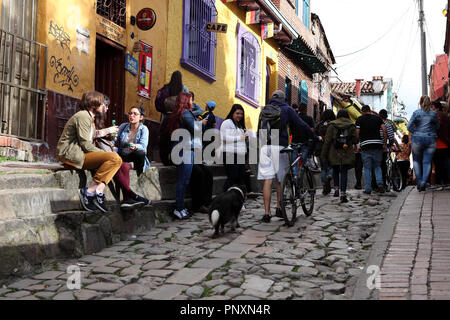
[96,15,127,47]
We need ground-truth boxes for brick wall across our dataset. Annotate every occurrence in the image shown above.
[277,51,314,117]
[0,135,51,162]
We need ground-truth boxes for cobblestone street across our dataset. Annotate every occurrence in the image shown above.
[0,190,398,300]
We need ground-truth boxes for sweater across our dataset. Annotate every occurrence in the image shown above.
[220,119,247,155]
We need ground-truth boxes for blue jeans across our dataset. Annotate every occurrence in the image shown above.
[176,150,194,211]
[362,149,383,192]
[292,145,309,177]
[411,136,437,187]
[320,159,333,185]
[333,165,349,194]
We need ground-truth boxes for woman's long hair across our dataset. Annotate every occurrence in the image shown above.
[320,109,336,122]
[225,104,246,130]
[420,95,432,112]
[168,70,184,97]
[166,92,192,135]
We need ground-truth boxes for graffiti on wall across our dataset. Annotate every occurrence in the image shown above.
[49,56,79,92]
[49,21,71,54]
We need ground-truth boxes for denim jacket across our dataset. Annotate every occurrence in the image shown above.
[407,109,439,139]
[116,122,150,171]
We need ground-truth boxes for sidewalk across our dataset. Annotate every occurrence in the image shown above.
[357,187,450,300]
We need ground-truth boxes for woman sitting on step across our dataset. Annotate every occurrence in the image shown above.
[93,96,150,209]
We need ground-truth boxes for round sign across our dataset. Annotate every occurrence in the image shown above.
[136,8,156,31]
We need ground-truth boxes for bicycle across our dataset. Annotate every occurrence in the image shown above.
[280,143,316,227]
[385,147,403,192]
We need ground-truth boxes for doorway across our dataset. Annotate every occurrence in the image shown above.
[95,34,125,126]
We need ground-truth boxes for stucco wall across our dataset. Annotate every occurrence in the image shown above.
[125,1,168,122]
[165,0,279,132]
[36,1,167,122]
[38,0,97,99]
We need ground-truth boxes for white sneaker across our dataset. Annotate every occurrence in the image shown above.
[173,209,183,220]
[181,209,189,219]
[241,204,246,212]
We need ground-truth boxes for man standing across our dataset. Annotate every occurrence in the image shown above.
[257,90,315,222]
[355,105,388,194]
[291,103,316,176]
[378,109,400,187]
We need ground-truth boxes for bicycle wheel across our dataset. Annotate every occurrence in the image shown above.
[298,168,315,216]
[391,163,403,192]
[280,171,297,227]
[385,160,392,192]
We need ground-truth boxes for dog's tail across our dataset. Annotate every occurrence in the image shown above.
[211,210,220,227]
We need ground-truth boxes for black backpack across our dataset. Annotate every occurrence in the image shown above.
[334,127,350,149]
[258,104,282,145]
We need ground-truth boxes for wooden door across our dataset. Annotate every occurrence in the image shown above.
[95,34,125,126]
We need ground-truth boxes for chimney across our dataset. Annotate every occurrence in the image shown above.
[372,76,384,93]
[355,79,363,99]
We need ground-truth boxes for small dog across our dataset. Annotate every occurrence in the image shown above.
[208,185,246,238]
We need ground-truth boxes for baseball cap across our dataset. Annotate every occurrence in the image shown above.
[272,90,285,99]
[206,101,216,110]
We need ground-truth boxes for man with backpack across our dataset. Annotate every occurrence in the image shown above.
[257,90,316,223]
[355,105,388,195]
[321,109,358,203]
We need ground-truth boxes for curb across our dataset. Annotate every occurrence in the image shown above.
[352,186,413,300]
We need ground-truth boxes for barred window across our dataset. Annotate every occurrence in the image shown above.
[96,0,126,28]
[236,24,261,106]
[181,0,217,82]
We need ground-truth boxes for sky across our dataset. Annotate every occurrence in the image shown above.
[312,0,447,119]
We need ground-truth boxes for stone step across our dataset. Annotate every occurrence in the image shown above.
[0,188,82,220]
[0,198,188,279]
[0,173,59,189]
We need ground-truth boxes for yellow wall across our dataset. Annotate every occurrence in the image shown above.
[125,1,168,121]
[35,0,167,122]
[38,0,97,98]
[166,0,279,132]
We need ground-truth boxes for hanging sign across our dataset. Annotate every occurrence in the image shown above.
[206,22,228,33]
[138,41,153,100]
[96,15,126,47]
[136,8,157,31]
[125,53,138,76]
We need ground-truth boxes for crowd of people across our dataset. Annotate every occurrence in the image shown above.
[55,70,450,224]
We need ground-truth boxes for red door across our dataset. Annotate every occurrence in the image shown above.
[95,34,125,126]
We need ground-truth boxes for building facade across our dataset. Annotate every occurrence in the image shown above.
[331,76,394,113]
[0,0,335,162]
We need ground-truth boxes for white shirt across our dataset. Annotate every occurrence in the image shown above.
[220,119,247,155]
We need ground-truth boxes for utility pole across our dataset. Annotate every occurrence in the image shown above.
[418,0,428,96]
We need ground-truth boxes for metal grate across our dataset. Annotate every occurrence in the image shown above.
[96,0,126,28]
[187,0,217,77]
[0,0,47,141]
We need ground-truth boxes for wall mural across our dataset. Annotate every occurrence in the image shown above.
[49,56,80,92]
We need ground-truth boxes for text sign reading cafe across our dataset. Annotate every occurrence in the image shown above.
[206,22,227,33]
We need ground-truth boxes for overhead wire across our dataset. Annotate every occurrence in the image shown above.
[334,2,416,58]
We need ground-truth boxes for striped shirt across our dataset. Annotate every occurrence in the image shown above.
[355,114,384,150]
[380,119,395,146]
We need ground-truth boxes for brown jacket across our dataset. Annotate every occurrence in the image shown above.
[56,110,104,169]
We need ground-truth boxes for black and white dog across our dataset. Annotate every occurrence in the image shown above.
[208,185,246,238]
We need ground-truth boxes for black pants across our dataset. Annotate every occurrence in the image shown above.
[223,152,246,192]
[119,149,146,176]
[355,152,363,186]
[397,160,410,190]
[433,148,449,185]
[159,115,173,166]
[189,164,213,210]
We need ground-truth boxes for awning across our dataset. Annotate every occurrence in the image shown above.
[286,38,328,74]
